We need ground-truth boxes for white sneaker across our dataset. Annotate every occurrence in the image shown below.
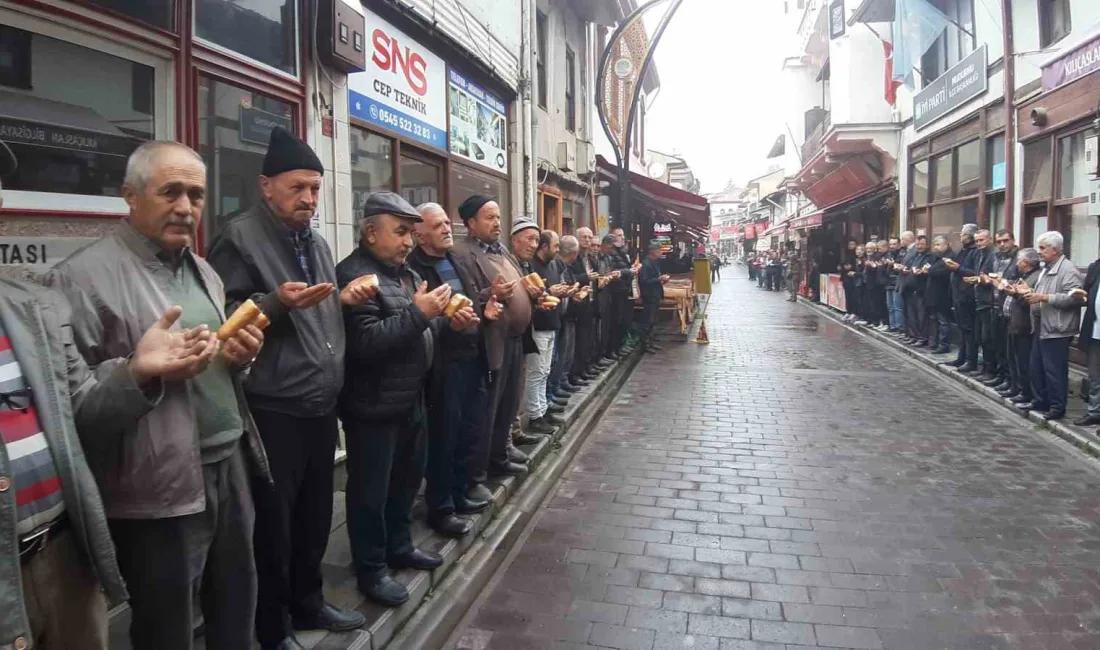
[854,320,868,326]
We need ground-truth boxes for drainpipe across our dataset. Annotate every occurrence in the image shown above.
[1001,0,1017,232]
[520,0,537,217]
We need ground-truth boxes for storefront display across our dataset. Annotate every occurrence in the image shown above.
[448,69,507,174]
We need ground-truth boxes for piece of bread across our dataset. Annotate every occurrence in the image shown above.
[351,274,379,291]
[445,294,473,318]
[218,299,261,341]
[252,311,271,331]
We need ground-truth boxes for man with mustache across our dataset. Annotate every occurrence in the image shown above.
[208,128,366,649]
[50,141,267,649]
[336,193,478,606]
[408,203,500,538]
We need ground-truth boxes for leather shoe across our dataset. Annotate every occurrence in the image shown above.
[570,376,591,386]
[456,494,490,514]
[559,382,581,393]
[488,460,529,477]
[528,418,557,435]
[547,403,566,414]
[429,513,472,538]
[466,483,494,504]
[507,445,529,464]
[542,413,565,426]
[1073,415,1100,426]
[550,395,569,406]
[1011,395,1034,405]
[358,571,409,607]
[513,431,546,446]
[1037,411,1065,421]
[266,636,307,650]
[1016,401,1048,411]
[292,602,365,632]
[992,381,1011,391]
[389,548,443,571]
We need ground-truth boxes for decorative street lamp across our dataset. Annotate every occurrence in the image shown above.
[595,0,685,240]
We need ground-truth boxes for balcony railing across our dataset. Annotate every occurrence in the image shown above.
[801,112,831,162]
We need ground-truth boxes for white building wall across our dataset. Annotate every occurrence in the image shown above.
[534,0,591,171]
[828,20,896,125]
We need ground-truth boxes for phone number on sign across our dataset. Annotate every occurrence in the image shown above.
[376,107,433,140]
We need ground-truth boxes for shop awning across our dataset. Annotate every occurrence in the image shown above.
[0,90,139,158]
[596,155,711,231]
[789,210,824,230]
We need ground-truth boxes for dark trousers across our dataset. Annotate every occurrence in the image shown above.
[1030,336,1072,415]
[251,409,338,647]
[930,306,952,348]
[600,293,620,358]
[866,286,886,325]
[954,299,976,365]
[974,309,995,371]
[548,321,576,395]
[1008,333,1033,400]
[617,291,633,344]
[111,446,255,650]
[573,312,595,378]
[905,292,926,341]
[426,356,488,515]
[990,314,1008,376]
[475,337,524,483]
[344,410,427,576]
[640,298,659,345]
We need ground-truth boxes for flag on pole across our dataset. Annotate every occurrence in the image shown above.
[891,0,950,87]
[882,40,903,105]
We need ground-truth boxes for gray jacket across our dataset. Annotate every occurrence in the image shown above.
[48,223,271,519]
[207,203,345,416]
[0,279,143,646]
[1031,255,1084,339]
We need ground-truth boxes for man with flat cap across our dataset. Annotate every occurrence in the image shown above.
[208,127,367,649]
[450,197,537,504]
[337,192,478,606]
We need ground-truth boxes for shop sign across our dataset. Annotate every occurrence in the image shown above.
[914,45,987,131]
[720,225,738,240]
[743,224,756,239]
[0,237,96,269]
[239,106,293,146]
[0,117,136,158]
[710,226,721,243]
[790,212,823,230]
[348,10,447,151]
[653,222,673,258]
[828,0,845,39]
[448,69,508,173]
[1042,32,1100,91]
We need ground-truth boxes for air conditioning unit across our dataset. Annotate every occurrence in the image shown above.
[575,139,595,174]
[556,140,576,172]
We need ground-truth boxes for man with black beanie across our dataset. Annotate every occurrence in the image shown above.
[208,127,366,650]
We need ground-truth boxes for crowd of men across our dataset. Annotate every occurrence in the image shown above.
[838,224,1093,424]
[0,128,664,650]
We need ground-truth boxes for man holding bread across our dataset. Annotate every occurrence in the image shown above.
[50,141,269,650]
[408,202,500,538]
[207,127,366,649]
[450,197,537,503]
[336,192,478,607]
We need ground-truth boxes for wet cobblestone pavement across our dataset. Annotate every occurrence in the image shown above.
[449,272,1100,650]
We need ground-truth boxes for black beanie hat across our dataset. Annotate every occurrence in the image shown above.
[262,127,324,177]
[458,194,493,223]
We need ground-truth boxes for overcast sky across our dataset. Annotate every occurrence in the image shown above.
[642,1,790,193]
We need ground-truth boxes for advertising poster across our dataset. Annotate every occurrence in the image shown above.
[825,274,847,312]
[348,10,447,151]
[448,69,508,173]
[653,222,673,259]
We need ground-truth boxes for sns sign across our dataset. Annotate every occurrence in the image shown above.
[348,10,447,151]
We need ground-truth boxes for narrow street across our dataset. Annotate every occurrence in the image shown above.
[449,271,1100,650]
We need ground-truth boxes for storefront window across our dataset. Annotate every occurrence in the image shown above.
[350,127,394,218]
[1058,129,1098,199]
[195,0,297,75]
[562,200,574,234]
[198,76,295,241]
[448,163,510,235]
[85,0,176,31]
[910,160,929,206]
[956,139,980,197]
[987,193,1005,234]
[1066,203,1099,263]
[0,25,153,196]
[931,199,977,240]
[931,152,953,202]
[1023,138,1052,201]
[399,154,441,208]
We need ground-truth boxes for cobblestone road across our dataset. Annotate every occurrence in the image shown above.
[448,271,1100,650]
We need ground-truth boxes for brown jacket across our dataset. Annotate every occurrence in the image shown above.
[449,235,536,371]
[49,222,271,519]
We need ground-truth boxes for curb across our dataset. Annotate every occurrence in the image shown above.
[798,297,1100,459]
[383,348,643,650]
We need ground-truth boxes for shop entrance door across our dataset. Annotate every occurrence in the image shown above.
[399,148,443,208]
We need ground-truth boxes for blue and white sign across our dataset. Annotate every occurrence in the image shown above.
[348,10,447,151]
[991,162,1006,191]
[448,69,508,172]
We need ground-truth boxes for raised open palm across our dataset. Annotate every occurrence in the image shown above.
[130,306,220,384]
